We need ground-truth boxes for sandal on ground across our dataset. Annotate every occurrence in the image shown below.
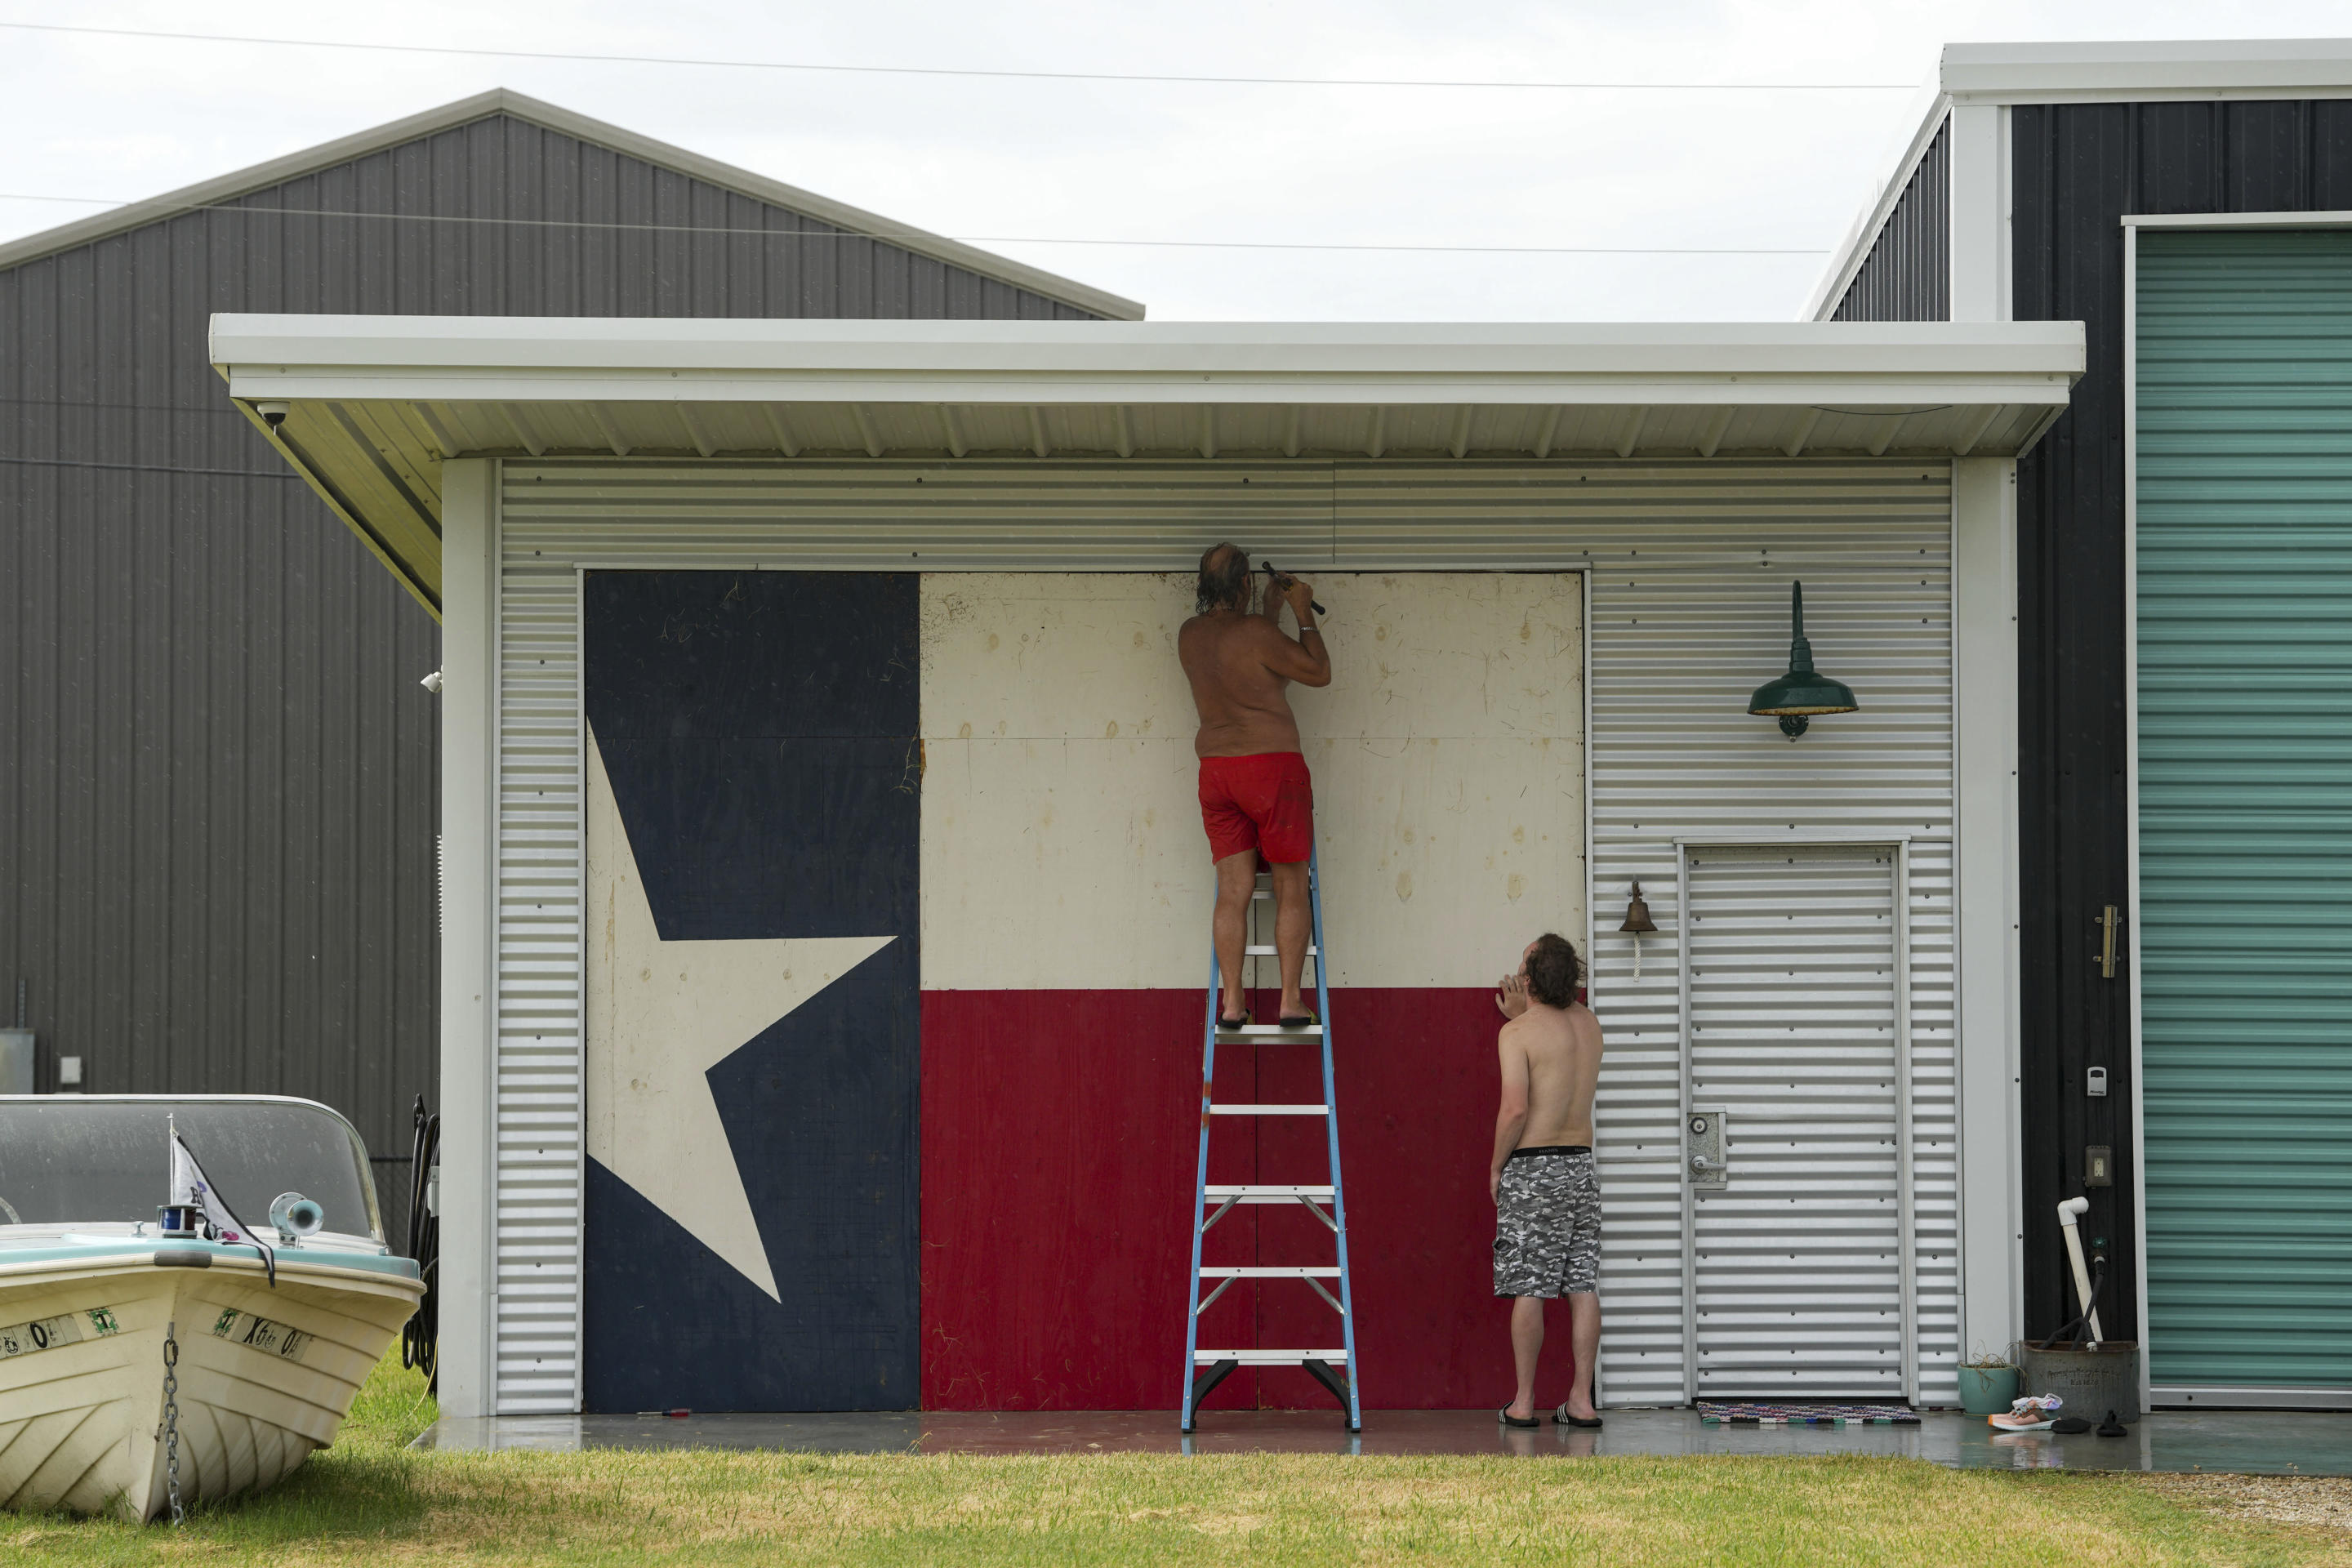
[1497,1407,1540,1429]
[1989,1395,2063,1431]
[1555,1406,1603,1429]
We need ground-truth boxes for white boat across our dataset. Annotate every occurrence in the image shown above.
[0,1095,425,1521]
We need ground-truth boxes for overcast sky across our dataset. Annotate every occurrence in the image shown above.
[3,2,2349,321]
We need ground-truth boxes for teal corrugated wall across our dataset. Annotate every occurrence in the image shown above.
[2138,229,2352,1390]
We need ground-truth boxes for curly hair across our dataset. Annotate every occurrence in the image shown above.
[1524,933,1582,1009]
[1196,542,1252,614]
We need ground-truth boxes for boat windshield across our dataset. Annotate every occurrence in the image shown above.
[0,1098,382,1240]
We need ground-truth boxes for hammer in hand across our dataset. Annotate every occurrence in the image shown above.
[1259,561,1326,616]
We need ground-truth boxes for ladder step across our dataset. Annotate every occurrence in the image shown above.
[1201,1267,1340,1278]
[1193,1349,1349,1365]
[1214,1024,1323,1042]
[1205,1185,1334,1201]
[1241,944,1318,956]
[1208,1103,1329,1116]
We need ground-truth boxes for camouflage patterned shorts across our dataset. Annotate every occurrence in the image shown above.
[1493,1146,1600,1298]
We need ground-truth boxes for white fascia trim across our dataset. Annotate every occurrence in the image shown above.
[434,457,499,1420]
[211,315,2085,406]
[2123,220,2150,1412]
[1802,89,1951,322]
[2124,210,2352,229]
[1809,38,2352,322]
[1952,456,2023,1365]
[0,88,1141,321]
[1944,38,2352,105]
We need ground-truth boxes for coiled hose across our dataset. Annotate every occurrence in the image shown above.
[401,1095,440,1388]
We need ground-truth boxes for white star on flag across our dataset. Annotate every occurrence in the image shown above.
[583,733,894,1302]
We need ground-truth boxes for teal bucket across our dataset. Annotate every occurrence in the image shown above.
[1957,1365,2020,1415]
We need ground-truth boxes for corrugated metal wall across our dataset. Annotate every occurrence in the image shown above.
[492,457,1955,1413]
[2135,227,2352,1392]
[1833,116,1951,324]
[0,109,1106,1244]
[2011,98,2352,1347]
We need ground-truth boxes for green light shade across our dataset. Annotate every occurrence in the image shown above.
[1748,581,1857,737]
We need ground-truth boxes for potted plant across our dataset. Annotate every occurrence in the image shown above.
[1958,1346,2020,1415]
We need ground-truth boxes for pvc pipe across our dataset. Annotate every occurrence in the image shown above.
[2056,1196,2104,1343]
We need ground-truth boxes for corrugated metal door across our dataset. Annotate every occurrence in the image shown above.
[2136,228,2352,1395]
[1685,843,1910,1398]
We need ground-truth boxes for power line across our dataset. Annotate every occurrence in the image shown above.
[0,20,1917,92]
[0,192,1828,256]
[1,454,301,479]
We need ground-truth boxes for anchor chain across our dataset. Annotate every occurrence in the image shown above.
[162,1322,183,1526]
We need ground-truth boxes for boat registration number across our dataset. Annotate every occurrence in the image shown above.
[209,1308,311,1364]
[0,1307,121,1358]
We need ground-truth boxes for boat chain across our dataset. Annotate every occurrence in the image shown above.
[162,1322,184,1526]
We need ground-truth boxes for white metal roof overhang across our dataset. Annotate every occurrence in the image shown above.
[210,314,2085,616]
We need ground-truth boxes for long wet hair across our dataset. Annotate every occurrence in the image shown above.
[1525,933,1583,1009]
[1196,542,1252,614]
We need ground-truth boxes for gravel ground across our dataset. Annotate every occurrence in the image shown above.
[2145,1472,2352,1530]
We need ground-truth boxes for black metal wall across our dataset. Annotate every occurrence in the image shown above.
[0,109,1105,1245]
[2011,98,2352,1345]
[1833,117,1950,323]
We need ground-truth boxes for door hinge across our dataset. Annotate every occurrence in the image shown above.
[2094,905,2123,979]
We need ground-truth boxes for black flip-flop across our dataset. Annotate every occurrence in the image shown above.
[1278,1011,1319,1029]
[1498,1407,1540,1429]
[1554,1410,1604,1429]
[1217,1013,1250,1031]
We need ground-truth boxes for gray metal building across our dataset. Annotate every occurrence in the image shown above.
[0,89,1137,1240]
[1809,39,2352,1403]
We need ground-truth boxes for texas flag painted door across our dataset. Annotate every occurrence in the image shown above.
[582,570,920,1413]
[579,568,1583,1412]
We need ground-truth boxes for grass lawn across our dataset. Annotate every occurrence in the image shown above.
[8,1356,2347,1566]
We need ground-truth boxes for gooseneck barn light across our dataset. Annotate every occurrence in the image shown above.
[1747,581,1858,740]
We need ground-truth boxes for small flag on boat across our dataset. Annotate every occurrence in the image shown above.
[167,1119,274,1286]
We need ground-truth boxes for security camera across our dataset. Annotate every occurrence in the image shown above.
[256,400,289,430]
[420,670,443,695]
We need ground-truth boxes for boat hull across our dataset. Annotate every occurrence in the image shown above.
[0,1249,423,1521]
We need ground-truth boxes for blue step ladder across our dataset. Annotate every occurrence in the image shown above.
[1182,846,1362,1432]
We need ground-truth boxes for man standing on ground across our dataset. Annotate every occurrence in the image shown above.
[1178,542,1330,1028]
[1491,933,1605,1428]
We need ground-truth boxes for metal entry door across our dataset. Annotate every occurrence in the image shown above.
[1679,841,1915,1401]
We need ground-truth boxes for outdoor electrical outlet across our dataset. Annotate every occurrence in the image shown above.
[1686,1107,1729,1191]
[2087,1065,2109,1097]
[2085,1145,2113,1187]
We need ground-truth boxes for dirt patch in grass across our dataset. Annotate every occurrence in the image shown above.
[2149,1473,2352,1531]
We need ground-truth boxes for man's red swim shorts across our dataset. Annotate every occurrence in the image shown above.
[1197,751,1315,864]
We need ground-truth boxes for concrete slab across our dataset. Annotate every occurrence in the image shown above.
[418,1408,2352,1474]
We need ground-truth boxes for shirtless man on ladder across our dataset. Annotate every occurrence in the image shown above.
[1178,542,1330,1029]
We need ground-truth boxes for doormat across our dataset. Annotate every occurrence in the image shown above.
[1697,1401,1918,1427]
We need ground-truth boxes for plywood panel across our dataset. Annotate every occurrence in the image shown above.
[919,986,1556,1411]
[919,572,1585,991]
[580,571,920,1413]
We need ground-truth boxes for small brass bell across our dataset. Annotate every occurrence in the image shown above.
[1620,882,1658,981]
